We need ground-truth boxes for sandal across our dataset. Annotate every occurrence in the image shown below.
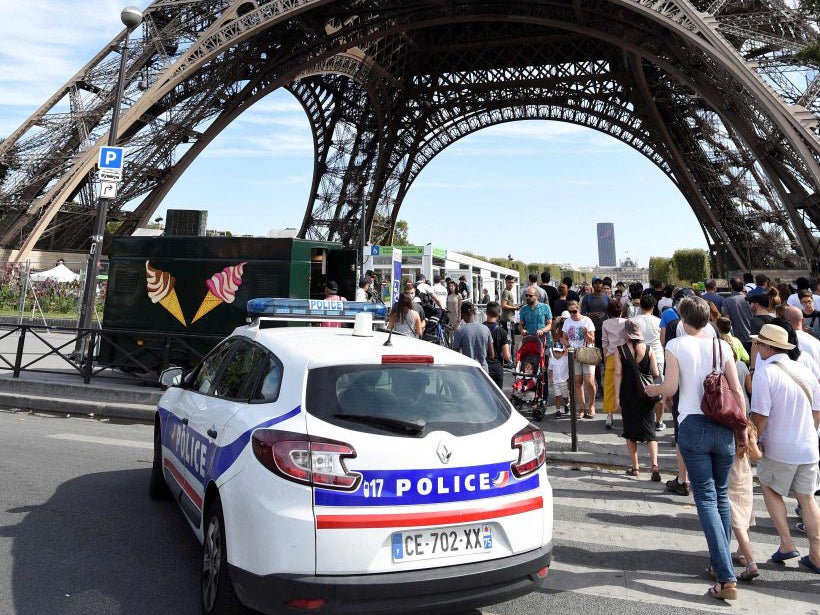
[738,564,759,582]
[625,468,639,477]
[650,465,661,482]
[732,552,748,567]
[708,582,738,601]
[584,411,595,419]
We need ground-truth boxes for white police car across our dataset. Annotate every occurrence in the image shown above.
[150,299,553,615]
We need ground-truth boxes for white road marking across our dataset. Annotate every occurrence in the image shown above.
[47,433,152,449]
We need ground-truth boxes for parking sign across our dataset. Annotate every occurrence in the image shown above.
[98,146,124,171]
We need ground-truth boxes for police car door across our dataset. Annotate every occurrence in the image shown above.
[186,339,270,487]
[163,338,238,525]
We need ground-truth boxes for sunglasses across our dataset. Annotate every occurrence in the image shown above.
[569,310,578,314]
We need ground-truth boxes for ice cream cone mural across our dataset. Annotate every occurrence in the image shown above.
[192,262,247,323]
[145,261,187,326]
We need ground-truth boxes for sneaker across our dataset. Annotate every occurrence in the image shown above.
[655,421,666,432]
[666,477,690,496]
[552,410,564,419]
[796,522,806,534]
[563,404,570,414]
[605,414,614,430]
[796,504,802,517]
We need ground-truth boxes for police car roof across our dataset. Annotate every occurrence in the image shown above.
[231,324,480,370]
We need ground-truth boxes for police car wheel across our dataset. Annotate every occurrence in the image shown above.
[201,500,246,615]
[149,423,171,500]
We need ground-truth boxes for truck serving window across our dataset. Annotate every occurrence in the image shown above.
[305,365,510,437]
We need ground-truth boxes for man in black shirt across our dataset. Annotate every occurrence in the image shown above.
[483,302,511,389]
[562,276,581,302]
[747,293,773,335]
[540,271,559,316]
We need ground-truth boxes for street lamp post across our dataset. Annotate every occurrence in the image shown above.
[76,7,143,341]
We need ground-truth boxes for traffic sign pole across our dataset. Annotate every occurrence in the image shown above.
[76,17,137,348]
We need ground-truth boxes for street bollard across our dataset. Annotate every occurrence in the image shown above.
[567,347,578,452]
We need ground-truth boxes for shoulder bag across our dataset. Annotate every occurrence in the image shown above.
[701,338,748,446]
[619,343,660,403]
[575,344,602,366]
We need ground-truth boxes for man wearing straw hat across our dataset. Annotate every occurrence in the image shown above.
[750,323,820,573]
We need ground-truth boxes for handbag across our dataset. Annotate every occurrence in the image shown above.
[619,344,660,403]
[575,344,602,365]
[701,338,748,447]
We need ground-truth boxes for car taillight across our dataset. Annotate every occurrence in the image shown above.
[252,430,361,491]
[510,425,546,478]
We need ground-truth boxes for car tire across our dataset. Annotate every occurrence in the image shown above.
[149,423,172,500]
[201,499,248,615]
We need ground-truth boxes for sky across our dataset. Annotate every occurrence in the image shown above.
[0,1,709,267]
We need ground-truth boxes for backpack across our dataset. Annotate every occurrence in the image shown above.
[418,291,440,319]
[664,317,680,347]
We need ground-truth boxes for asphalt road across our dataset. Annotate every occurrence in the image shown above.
[0,410,817,615]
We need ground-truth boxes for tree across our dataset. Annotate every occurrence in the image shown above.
[672,249,710,284]
[392,220,409,245]
[796,2,820,64]
[648,257,673,283]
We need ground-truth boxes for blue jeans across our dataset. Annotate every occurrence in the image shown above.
[678,414,736,583]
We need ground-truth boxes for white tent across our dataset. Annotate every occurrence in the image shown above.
[30,263,81,283]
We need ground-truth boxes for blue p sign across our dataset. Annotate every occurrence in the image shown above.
[98,146,124,170]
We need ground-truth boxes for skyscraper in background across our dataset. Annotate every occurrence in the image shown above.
[597,222,616,267]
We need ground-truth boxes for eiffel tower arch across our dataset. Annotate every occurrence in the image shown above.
[1,0,819,272]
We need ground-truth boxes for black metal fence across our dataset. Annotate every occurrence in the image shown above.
[0,324,223,385]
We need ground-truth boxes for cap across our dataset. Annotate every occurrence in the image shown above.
[365,270,375,277]
[561,310,571,319]
[325,280,338,292]
[358,276,369,286]
[750,323,795,350]
[433,275,442,283]
[505,274,515,281]
[592,276,602,283]
[624,319,644,340]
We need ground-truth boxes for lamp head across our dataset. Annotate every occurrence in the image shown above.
[121,6,143,30]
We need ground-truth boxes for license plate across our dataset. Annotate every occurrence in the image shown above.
[391,524,493,562]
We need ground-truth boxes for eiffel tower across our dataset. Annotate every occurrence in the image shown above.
[1,0,818,273]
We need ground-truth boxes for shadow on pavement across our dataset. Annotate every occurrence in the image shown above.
[0,468,200,615]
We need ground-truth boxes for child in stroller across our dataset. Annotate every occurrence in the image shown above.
[510,335,547,420]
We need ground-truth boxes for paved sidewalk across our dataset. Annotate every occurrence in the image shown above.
[0,367,675,472]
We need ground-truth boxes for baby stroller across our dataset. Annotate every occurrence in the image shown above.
[510,335,547,420]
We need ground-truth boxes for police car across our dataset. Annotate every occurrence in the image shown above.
[150,299,553,615]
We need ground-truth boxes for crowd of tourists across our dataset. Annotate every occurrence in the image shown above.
[379,269,820,599]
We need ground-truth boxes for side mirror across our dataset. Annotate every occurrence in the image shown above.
[159,366,184,389]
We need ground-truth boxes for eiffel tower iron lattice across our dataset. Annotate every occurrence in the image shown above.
[1,0,819,272]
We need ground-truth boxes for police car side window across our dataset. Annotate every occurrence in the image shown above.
[212,341,267,401]
[192,340,236,395]
[250,353,284,403]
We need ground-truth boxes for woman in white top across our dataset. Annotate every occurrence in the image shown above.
[645,297,746,602]
[601,299,627,429]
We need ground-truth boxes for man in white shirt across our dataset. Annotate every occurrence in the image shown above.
[416,275,444,309]
[786,277,820,311]
[431,274,448,306]
[750,324,820,573]
[785,306,820,366]
[355,276,369,302]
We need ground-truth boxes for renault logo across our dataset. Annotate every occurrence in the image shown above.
[436,441,452,465]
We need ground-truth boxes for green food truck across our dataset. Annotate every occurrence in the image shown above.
[98,236,357,371]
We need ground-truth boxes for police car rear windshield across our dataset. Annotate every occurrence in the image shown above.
[305,365,510,437]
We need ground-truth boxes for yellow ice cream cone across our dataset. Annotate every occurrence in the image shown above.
[192,291,223,323]
[159,289,187,327]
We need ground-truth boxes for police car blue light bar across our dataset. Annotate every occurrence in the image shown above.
[247,298,387,322]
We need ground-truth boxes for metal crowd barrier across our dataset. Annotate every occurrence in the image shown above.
[0,324,223,385]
